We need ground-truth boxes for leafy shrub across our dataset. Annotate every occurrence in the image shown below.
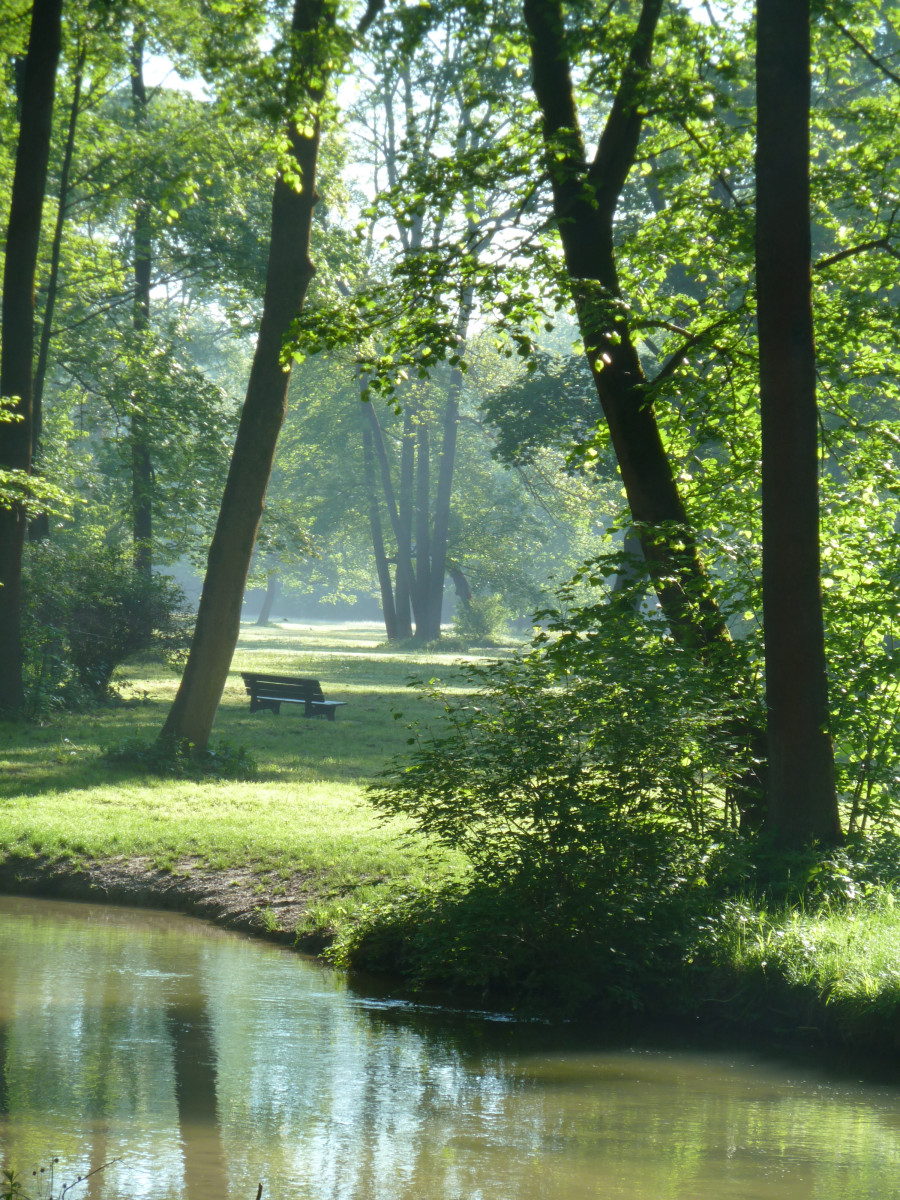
[379,607,752,860]
[334,596,758,1011]
[22,541,191,713]
[332,837,706,1014]
[450,593,511,645]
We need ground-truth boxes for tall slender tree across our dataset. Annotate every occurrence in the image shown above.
[0,0,63,713]
[756,0,842,845]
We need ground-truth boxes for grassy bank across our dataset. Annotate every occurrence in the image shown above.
[0,622,475,935]
[3,621,900,1061]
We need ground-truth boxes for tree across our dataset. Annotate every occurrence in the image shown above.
[20,3,287,590]
[29,35,85,543]
[0,0,63,714]
[349,22,491,642]
[756,0,841,845]
[521,0,728,652]
[160,0,383,750]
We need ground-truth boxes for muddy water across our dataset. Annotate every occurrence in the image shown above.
[1,894,899,1200]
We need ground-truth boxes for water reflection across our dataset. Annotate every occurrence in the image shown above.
[1,894,899,1199]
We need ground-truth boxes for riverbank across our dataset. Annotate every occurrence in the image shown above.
[4,842,900,1071]
[0,850,332,949]
[3,622,900,1065]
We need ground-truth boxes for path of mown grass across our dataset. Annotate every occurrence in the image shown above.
[0,621,489,932]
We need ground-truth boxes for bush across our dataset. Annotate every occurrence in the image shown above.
[450,593,511,644]
[22,541,191,713]
[333,598,759,1011]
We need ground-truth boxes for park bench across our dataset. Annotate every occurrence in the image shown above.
[240,673,347,720]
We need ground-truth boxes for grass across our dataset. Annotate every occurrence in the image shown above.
[699,891,900,1051]
[0,621,496,932]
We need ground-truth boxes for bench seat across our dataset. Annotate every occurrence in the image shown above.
[240,673,347,720]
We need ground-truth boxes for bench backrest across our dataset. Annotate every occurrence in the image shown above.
[241,673,324,701]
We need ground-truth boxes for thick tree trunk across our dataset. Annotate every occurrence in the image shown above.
[610,527,645,610]
[522,0,727,651]
[130,35,153,581]
[30,44,85,543]
[0,0,63,714]
[362,424,398,639]
[756,0,841,845]
[160,0,323,750]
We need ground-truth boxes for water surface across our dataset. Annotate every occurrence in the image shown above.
[1,895,898,1200]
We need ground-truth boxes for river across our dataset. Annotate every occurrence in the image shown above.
[0,894,898,1200]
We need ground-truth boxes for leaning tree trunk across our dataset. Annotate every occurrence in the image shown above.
[159,0,325,750]
[522,0,728,652]
[756,0,841,845]
[0,0,63,714]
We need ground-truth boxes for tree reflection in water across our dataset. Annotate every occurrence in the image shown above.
[0,895,899,1200]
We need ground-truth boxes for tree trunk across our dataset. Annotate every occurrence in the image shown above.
[396,408,418,628]
[130,34,153,581]
[420,302,471,643]
[0,0,63,714]
[414,417,431,606]
[756,0,841,845]
[29,43,85,544]
[362,423,398,639]
[365,401,415,639]
[610,527,646,611]
[256,572,280,625]
[160,0,324,750]
[448,563,471,607]
[522,0,728,652]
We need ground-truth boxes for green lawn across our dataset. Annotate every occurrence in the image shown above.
[0,621,491,928]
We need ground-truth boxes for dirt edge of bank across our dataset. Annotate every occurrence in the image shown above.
[0,853,330,951]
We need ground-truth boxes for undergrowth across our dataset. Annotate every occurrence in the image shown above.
[104,734,259,781]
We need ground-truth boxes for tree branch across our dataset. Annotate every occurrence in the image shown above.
[814,235,897,270]
[829,17,900,86]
